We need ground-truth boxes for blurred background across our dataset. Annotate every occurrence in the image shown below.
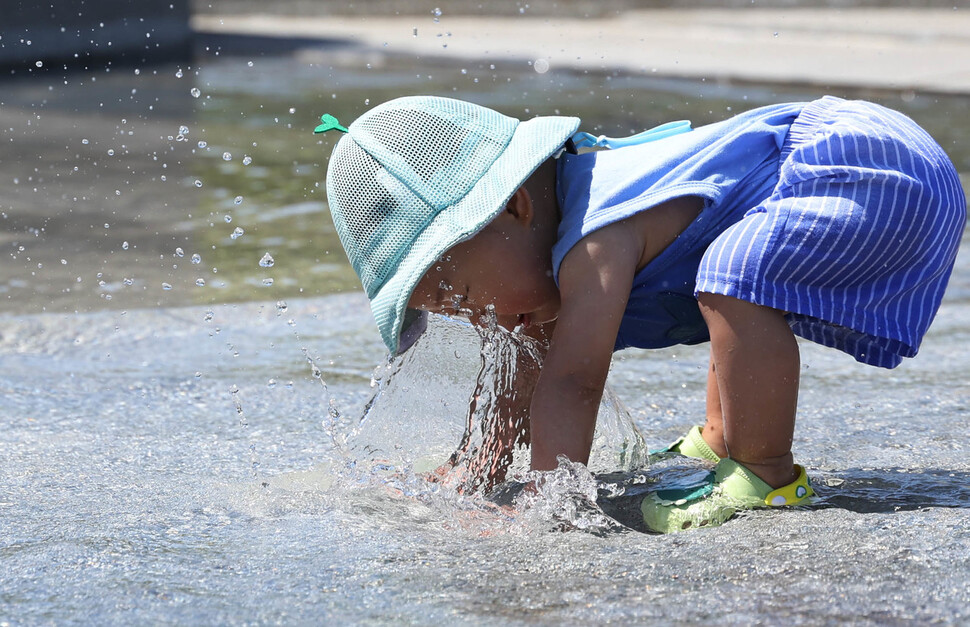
[1,0,967,316]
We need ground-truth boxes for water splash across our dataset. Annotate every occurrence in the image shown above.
[349,314,648,496]
[302,348,351,454]
[511,458,628,534]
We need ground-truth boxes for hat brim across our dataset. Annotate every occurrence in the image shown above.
[369,113,580,354]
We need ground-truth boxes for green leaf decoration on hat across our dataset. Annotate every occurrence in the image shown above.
[314,114,348,134]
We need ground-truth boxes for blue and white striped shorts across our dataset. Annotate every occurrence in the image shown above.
[695,96,966,368]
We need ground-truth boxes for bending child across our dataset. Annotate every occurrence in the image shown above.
[319,95,966,532]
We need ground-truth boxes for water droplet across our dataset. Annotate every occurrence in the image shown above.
[198,140,207,148]
[107,148,115,156]
[195,278,206,286]
[122,241,129,250]
[35,60,43,68]
[204,310,214,321]
[262,277,274,286]
[276,300,288,314]
[242,155,252,165]
[222,151,232,161]
[123,277,133,286]
[191,253,201,264]
[233,195,243,205]
[288,107,296,115]
[231,227,244,240]
[179,125,189,135]
[259,252,275,268]
[190,87,201,98]
[162,282,173,290]
[224,215,232,223]
[267,379,277,388]
[81,138,89,144]
[194,179,203,188]
[247,61,254,67]
[175,247,184,257]
[533,58,550,74]
[60,259,67,265]
[432,6,442,21]
[175,68,183,78]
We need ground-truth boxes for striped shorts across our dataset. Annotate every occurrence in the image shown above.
[695,96,966,368]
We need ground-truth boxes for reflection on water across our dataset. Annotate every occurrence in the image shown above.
[2,46,968,315]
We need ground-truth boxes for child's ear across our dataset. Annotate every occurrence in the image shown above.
[505,186,534,226]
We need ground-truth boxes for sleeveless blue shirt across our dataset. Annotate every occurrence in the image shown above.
[553,102,806,351]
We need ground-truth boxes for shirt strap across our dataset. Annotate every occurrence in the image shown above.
[570,119,692,150]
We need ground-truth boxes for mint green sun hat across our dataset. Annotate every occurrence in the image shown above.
[323,96,580,354]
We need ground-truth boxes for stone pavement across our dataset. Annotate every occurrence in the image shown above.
[193,8,970,94]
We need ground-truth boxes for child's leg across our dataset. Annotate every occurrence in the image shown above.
[701,356,729,458]
[697,292,799,489]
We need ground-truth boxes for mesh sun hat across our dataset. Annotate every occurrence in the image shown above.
[324,96,580,354]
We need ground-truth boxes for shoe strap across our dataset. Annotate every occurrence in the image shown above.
[764,464,814,506]
[682,426,722,463]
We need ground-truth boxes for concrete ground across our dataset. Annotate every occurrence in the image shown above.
[193,8,970,94]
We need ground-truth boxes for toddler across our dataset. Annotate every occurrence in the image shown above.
[318,95,965,532]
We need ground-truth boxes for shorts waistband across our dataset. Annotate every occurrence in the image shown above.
[779,95,847,164]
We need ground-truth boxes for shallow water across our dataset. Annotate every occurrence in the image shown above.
[2,42,969,624]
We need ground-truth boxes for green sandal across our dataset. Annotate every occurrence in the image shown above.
[641,459,814,533]
[656,425,722,463]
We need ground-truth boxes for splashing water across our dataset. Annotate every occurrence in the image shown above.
[347,314,648,500]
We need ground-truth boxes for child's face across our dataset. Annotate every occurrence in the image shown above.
[408,207,561,330]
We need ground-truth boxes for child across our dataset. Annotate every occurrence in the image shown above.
[319,95,966,532]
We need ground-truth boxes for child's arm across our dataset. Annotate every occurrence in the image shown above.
[527,222,640,471]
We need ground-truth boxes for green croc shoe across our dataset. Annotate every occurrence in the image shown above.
[654,426,722,463]
[641,459,814,533]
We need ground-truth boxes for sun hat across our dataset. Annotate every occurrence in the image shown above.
[323,96,580,354]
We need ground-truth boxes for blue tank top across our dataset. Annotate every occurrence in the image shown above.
[553,101,806,351]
